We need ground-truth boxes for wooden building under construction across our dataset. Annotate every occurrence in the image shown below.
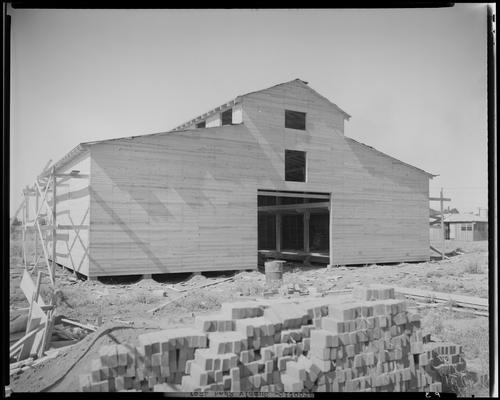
[38,79,434,278]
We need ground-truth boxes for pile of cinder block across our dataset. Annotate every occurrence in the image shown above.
[79,285,466,393]
[80,328,207,392]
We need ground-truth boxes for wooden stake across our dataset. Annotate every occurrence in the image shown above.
[440,187,444,260]
[51,166,57,284]
[329,194,334,267]
[25,271,42,336]
[22,189,27,270]
[34,188,39,270]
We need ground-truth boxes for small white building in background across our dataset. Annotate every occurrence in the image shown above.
[430,212,488,242]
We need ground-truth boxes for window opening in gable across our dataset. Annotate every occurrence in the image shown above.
[221,109,233,126]
[285,110,306,130]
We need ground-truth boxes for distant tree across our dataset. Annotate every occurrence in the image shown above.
[449,208,459,214]
[11,217,22,226]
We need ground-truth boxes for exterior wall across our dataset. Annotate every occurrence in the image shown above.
[473,222,488,241]
[52,152,91,276]
[85,80,430,276]
[242,80,429,265]
[448,222,488,241]
[89,126,258,276]
[333,140,429,264]
[430,225,443,242]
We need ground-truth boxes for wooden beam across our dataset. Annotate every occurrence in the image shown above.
[51,167,57,284]
[304,210,310,253]
[36,217,54,285]
[54,173,89,178]
[10,199,26,228]
[57,224,89,230]
[429,197,451,202]
[34,189,39,269]
[329,195,334,267]
[258,202,329,213]
[440,188,445,260]
[9,323,46,356]
[257,191,330,199]
[275,198,281,252]
[394,286,488,310]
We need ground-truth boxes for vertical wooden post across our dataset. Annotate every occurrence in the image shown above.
[329,194,334,267]
[25,271,42,336]
[303,210,310,253]
[275,197,281,253]
[22,188,27,270]
[34,186,39,269]
[440,187,444,260]
[51,167,57,284]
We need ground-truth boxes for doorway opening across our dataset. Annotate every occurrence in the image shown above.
[257,190,330,264]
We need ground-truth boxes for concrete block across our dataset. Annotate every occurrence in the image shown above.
[278,356,293,371]
[321,317,345,334]
[310,356,332,373]
[79,374,92,392]
[309,344,331,361]
[311,329,338,348]
[301,324,315,338]
[338,332,350,346]
[221,302,263,319]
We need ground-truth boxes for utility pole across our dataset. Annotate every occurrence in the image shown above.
[440,188,444,260]
[429,189,451,260]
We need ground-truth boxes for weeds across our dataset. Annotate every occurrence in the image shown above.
[426,270,443,278]
[462,261,483,274]
[233,280,265,296]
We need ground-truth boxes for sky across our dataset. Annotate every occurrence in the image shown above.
[9,5,489,216]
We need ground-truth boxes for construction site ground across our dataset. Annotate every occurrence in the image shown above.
[9,231,489,396]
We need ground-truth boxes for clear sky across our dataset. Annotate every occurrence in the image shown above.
[9,5,489,216]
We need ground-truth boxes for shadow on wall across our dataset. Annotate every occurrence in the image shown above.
[89,187,166,272]
[344,138,429,194]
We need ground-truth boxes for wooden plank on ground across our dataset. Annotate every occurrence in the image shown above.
[18,301,47,360]
[394,286,488,310]
[9,323,45,357]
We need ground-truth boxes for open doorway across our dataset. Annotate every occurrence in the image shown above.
[257,190,330,263]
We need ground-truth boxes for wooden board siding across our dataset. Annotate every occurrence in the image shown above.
[242,80,429,265]
[51,152,91,276]
[83,80,430,276]
[89,126,259,276]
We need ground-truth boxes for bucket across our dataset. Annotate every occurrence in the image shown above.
[265,260,285,289]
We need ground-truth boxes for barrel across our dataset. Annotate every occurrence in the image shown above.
[264,260,285,289]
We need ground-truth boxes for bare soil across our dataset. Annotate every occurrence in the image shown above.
[9,229,490,395]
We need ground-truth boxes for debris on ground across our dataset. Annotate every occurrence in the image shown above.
[12,284,475,393]
[9,233,489,395]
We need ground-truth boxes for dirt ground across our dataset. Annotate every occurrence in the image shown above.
[9,229,490,395]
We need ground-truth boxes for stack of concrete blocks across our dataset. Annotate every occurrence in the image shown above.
[422,342,467,392]
[80,285,466,393]
[79,328,207,392]
[277,284,463,393]
[180,301,305,392]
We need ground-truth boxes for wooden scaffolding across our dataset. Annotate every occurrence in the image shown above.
[9,160,87,361]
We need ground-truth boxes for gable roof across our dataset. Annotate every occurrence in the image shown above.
[41,79,432,179]
[171,78,351,131]
[444,213,488,223]
[346,137,435,178]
